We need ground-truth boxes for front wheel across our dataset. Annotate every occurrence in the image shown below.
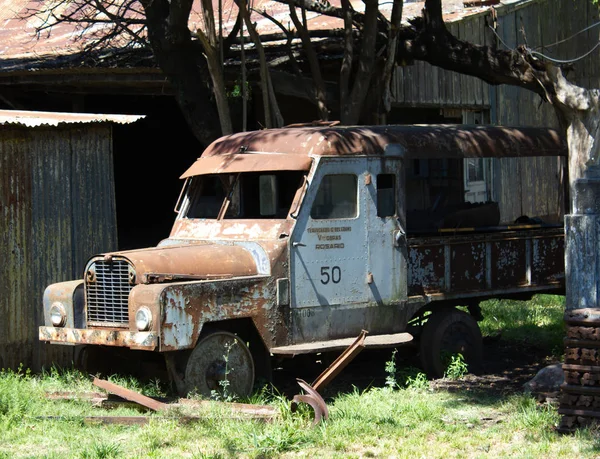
[183,330,255,398]
[419,308,483,378]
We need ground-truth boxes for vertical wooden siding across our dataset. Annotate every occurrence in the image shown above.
[393,13,493,108]
[0,125,117,371]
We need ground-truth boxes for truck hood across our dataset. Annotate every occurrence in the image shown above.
[106,243,260,283]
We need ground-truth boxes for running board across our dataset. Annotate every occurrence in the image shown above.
[270,332,413,355]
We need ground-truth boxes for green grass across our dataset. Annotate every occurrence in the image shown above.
[1,367,598,458]
[479,294,566,356]
[2,295,598,458]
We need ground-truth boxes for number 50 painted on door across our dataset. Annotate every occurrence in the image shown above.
[320,266,341,285]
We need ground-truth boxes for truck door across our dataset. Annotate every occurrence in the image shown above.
[366,157,407,305]
[290,157,369,318]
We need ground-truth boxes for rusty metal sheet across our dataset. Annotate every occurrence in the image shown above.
[202,126,567,160]
[0,0,490,63]
[169,219,295,241]
[158,275,274,351]
[180,154,312,179]
[490,239,527,288]
[93,377,168,411]
[408,245,446,295]
[0,110,144,127]
[2,123,118,371]
[110,243,260,281]
[532,235,565,285]
[451,242,486,291]
[311,330,367,391]
[408,228,564,297]
[38,326,158,349]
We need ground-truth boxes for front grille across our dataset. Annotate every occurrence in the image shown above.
[85,258,133,327]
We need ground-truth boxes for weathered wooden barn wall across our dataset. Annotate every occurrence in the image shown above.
[393,0,596,223]
[0,124,118,371]
[493,0,599,222]
[393,12,493,109]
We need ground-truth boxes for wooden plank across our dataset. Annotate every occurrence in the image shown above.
[448,22,461,106]
[587,0,600,89]
[430,62,440,105]
[458,20,470,106]
[403,64,415,106]
[473,16,483,107]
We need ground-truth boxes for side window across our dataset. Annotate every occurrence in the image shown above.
[377,174,396,217]
[311,174,358,219]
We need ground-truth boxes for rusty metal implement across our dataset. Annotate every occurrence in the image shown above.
[93,377,168,411]
[311,330,367,392]
[292,379,329,426]
[291,330,368,425]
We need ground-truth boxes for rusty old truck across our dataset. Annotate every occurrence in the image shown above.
[39,124,566,396]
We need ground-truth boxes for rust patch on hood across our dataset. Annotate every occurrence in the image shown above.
[109,244,258,283]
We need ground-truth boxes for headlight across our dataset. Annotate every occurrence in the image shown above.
[50,302,67,327]
[135,307,153,331]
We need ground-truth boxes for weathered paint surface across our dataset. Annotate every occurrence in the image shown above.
[43,279,84,329]
[38,326,158,349]
[170,219,294,241]
[159,275,277,351]
[408,228,564,297]
[111,244,260,280]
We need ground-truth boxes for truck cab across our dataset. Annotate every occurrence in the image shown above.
[39,124,566,396]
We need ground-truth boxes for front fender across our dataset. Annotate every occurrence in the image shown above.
[43,280,84,328]
[158,275,271,352]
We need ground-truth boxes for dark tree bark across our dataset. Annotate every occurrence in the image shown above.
[287,0,329,120]
[140,0,221,146]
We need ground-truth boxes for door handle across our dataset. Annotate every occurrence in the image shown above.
[292,241,306,247]
[393,230,405,248]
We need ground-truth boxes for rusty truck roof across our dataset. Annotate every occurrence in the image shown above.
[197,124,567,160]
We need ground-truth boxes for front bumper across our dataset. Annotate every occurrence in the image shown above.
[39,326,158,350]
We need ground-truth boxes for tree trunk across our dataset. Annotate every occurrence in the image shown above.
[544,66,600,197]
[340,0,378,124]
[287,0,329,120]
[141,0,221,147]
[196,28,233,136]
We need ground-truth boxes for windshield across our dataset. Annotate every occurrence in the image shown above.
[180,171,305,219]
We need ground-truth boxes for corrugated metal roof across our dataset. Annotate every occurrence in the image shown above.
[0,109,145,127]
[0,0,522,64]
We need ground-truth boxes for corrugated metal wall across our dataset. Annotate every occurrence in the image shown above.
[393,0,598,223]
[0,124,117,371]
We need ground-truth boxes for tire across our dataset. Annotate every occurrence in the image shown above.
[419,308,483,378]
[183,330,255,398]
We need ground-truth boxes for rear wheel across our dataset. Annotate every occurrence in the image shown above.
[184,330,255,398]
[419,308,483,378]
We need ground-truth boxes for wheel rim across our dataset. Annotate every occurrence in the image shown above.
[440,322,477,362]
[419,309,483,378]
[184,331,255,397]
